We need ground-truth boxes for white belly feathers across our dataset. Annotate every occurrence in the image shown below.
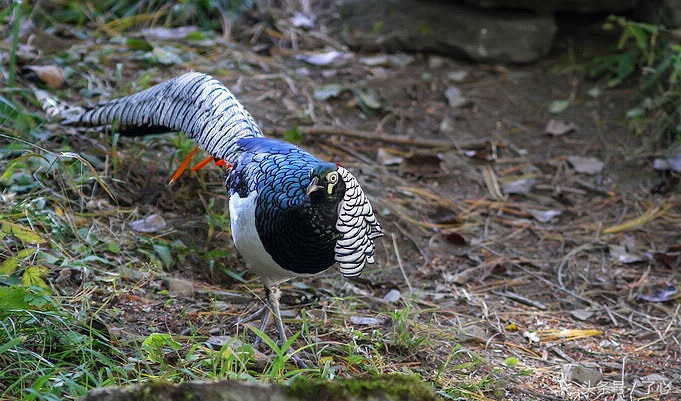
[228,190,315,287]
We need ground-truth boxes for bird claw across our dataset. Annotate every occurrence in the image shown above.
[290,353,310,369]
[233,288,313,368]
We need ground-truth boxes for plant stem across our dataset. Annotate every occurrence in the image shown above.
[8,0,24,92]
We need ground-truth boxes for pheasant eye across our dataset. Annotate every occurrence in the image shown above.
[327,171,339,184]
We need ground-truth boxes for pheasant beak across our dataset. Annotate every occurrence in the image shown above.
[306,176,325,195]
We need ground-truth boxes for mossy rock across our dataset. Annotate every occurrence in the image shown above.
[287,374,439,401]
[81,375,440,401]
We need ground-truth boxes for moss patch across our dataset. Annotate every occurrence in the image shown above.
[286,374,440,401]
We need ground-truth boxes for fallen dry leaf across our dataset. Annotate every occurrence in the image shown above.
[141,26,198,40]
[400,152,442,174]
[528,208,563,223]
[567,156,604,175]
[608,244,643,264]
[128,213,167,233]
[502,177,536,194]
[442,232,467,246]
[22,65,65,88]
[349,316,385,326]
[295,50,353,66]
[427,205,460,225]
[376,148,403,166]
[545,119,576,136]
[637,284,677,303]
[653,251,681,269]
[463,140,498,162]
[444,86,468,108]
[653,152,681,172]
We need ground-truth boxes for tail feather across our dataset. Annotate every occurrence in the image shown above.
[62,72,263,161]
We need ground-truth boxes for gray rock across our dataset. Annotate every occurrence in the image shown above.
[164,277,195,297]
[567,156,605,175]
[460,0,640,13]
[338,0,556,64]
[444,86,468,108]
[81,375,439,401]
[633,0,681,28]
[562,364,603,386]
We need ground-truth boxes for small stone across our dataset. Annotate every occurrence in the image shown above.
[562,364,603,386]
[567,156,605,175]
[446,70,469,82]
[205,335,236,349]
[502,177,536,194]
[377,148,403,166]
[428,55,450,69]
[165,277,195,297]
[528,209,562,223]
[439,116,456,134]
[383,289,401,303]
[523,331,541,343]
[570,309,595,321]
[349,316,385,326]
[444,87,467,108]
[653,153,681,172]
[545,119,576,136]
[456,324,488,342]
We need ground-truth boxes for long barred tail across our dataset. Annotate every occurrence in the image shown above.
[62,72,263,162]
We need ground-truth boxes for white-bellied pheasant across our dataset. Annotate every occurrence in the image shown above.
[62,72,383,359]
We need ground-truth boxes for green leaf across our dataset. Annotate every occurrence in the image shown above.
[283,126,303,144]
[313,84,345,100]
[22,266,49,288]
[0,247,38,274]
[355,89,382,115]
[0,256,20,275]
[153,244,174,268]
[185,31,208,41]
[0,285,53,310]
[503,357,519,367]
[587,87,602,98]
[107,241,122,253]
[126,38,153,51]
[142,333,182,363]
[0,286,32,309]
[145,46,183,66]
[0,335,26,355]
[1,222,46,244]
[23,290,52,308]
[549,99,571,114]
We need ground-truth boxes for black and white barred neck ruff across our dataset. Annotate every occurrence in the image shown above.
[335,166,382,277]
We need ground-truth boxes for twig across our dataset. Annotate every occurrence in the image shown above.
[392,233,413,295]
[481,165,503,200]
[270,125,459,148]
[574,178,612,197]
[602,202,676,234]
[635,303,681,351]
[492,290,547,310]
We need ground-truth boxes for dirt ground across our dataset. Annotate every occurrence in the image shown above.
[40,12,681,401]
